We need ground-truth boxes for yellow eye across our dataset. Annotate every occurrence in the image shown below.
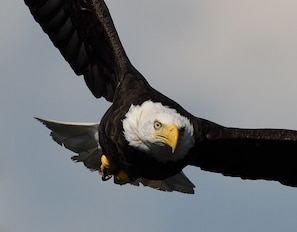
[154,120,162,130]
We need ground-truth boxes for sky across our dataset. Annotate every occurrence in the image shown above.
[2,0,297,231]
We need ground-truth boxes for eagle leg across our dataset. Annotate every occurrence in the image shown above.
[100,155,130,184]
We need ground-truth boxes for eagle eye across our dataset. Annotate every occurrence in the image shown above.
[153,120,162,130]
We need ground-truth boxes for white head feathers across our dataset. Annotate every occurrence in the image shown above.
[122,100,195,162]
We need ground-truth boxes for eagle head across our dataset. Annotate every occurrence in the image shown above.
[122,100,195,162]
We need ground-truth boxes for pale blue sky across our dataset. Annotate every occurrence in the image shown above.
[2,1,297,231]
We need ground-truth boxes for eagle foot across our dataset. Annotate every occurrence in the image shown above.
[100,154,116,181]
[100,154,130,184]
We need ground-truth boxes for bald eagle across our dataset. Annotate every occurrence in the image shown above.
[25,0,297,194]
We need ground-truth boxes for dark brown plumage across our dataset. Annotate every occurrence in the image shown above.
[25,0,297,193]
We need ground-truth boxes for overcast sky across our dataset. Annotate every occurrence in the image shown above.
[2,0,297,231]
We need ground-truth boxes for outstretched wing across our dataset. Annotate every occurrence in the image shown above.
[36,118,195,194]
[25,0,132,101]
[189,118,297,187]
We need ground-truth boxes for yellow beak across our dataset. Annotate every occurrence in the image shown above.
[154,124,179,153]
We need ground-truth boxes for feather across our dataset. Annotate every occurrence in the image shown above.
[132,172,195,194]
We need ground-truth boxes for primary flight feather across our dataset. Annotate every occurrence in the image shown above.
[25,0,297,194]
